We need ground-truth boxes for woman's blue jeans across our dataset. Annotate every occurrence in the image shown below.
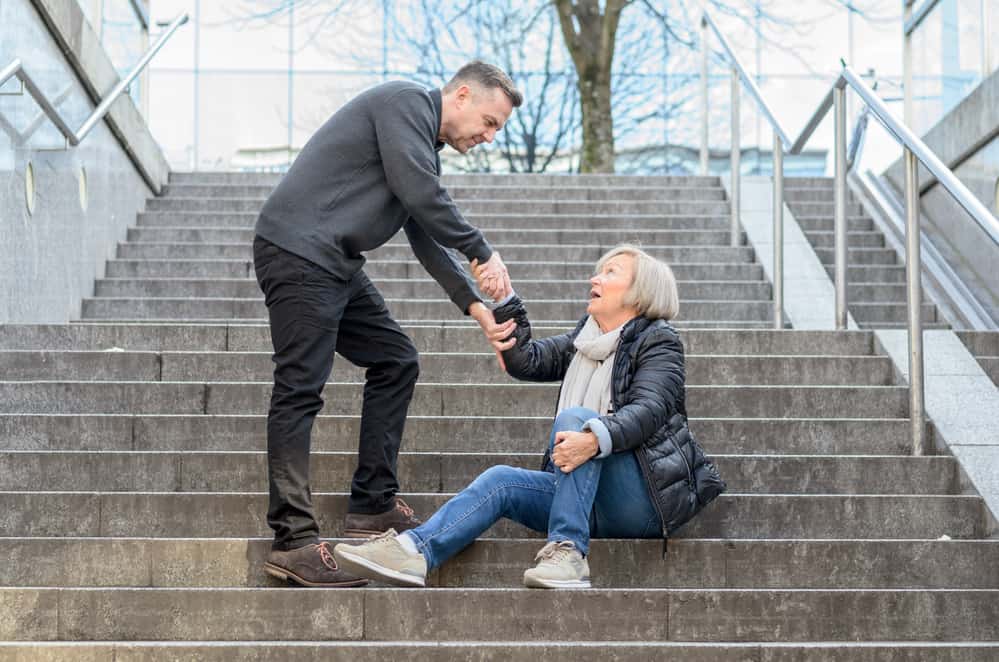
[405,407,662,570]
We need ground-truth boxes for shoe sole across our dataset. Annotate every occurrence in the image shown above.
[263,562,369,588]
[342,528,384,539]
[333,547,426,588]
[523,575,592,589]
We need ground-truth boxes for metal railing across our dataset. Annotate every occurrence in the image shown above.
[700,10,793,330]
[700,9,999,456]
[0,13,188,149]
[790,67,999,456]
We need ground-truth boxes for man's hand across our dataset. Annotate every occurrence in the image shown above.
[470,252,512,301]
[552,430,599,473]
[468,301,516,371]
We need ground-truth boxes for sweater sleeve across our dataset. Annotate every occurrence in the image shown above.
[372,89,493,265]
[403,218,482,315]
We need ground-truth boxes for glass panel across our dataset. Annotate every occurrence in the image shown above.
[292,2,386,72]
[149,0,196,69]
[290,72,378,148]
[148,70,195,169]
[100,0,147,106]
[910,0,984,134]
[196,71,289,170]
[197,2,290,70]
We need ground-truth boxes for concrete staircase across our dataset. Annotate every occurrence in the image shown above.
[0,172,997,660]
[784,177,946,329]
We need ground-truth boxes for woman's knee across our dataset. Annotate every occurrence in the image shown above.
[553,407,600,431]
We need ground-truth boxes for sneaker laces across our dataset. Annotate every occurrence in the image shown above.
[535,540,577,564]
[316,542,337,570]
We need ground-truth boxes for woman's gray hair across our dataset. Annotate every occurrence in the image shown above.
[595,245,680,321]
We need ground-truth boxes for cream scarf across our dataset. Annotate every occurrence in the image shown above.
[556,316,624,416]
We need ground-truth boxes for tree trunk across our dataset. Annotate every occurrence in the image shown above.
[554,0,628,173]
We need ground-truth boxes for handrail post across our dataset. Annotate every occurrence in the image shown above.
[730,67,741,247]
[700,18,709,175]
[833,84,849,330]
[772,133,784,329]
[904,148,926,455]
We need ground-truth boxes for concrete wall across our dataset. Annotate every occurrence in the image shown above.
[0,0,169,323]
[883,67,999,326]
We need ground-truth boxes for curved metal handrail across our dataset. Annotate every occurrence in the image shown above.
[0,13,188,148]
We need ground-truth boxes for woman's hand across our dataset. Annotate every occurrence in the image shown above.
[552,430,599,473]
[468,302,516,371]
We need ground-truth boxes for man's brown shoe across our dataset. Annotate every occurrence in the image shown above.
[343,497,423,538]
[264,541,369,587]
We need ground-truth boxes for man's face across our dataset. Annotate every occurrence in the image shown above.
[441,84,513,154]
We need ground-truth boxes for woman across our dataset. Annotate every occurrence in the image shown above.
[333,245,724,588]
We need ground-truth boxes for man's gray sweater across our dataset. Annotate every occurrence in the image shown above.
[255,81,493,313]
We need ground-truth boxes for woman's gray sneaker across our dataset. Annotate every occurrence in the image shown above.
[333,529,428,587]
[264,541,369,588]
[523,540,592,589]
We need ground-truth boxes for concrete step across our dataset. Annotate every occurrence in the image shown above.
[92,278,771,302]
[977,357,999,385]
[784,177,838,188]
[79,298,775,323]
[104,258,766,282]
[167,171,724,187]
[125,226,748,247]
[162,184,730,201]
[846,283,930,302]
[137,211,736,231]
[4,587,998,642]
[0,414,926,455]
[782,201,865,216]
[0,382,912,417]
[803,231,885,249]
[956,331,999,357]
[116,241,758,264]
[1,537,993,589]
[6,642,999,662]
[841,265,907,283]
[809,247,899,266]
[0,350,893,386]
[0,450,956,495]
[0,325,874,355]
[0,491,984,538]
[849,302,938,325]
[783,189,862,203]
[144,197,733,216]
[794,216,873,232]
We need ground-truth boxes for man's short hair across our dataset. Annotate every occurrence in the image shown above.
[444,61,523,108]
[595,245,680,321]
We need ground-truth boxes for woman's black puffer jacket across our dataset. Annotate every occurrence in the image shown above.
[493,296,726,538]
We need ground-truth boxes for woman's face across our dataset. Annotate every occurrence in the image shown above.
[587,254,636,319]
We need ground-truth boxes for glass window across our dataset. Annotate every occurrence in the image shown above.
[149,0,196,70]
[148,70,195,169]
[197,3,290,71]
[196,71,289,170]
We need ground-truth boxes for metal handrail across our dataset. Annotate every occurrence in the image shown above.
[0,13,188,149]
[700,9,791,328]
[786,61,999,456]
[788,67,999,246]
[700,11,793,147]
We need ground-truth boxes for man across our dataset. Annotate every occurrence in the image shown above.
[254,61,521,587]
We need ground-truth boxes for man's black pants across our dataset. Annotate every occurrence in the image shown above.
[253,236,419,551]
